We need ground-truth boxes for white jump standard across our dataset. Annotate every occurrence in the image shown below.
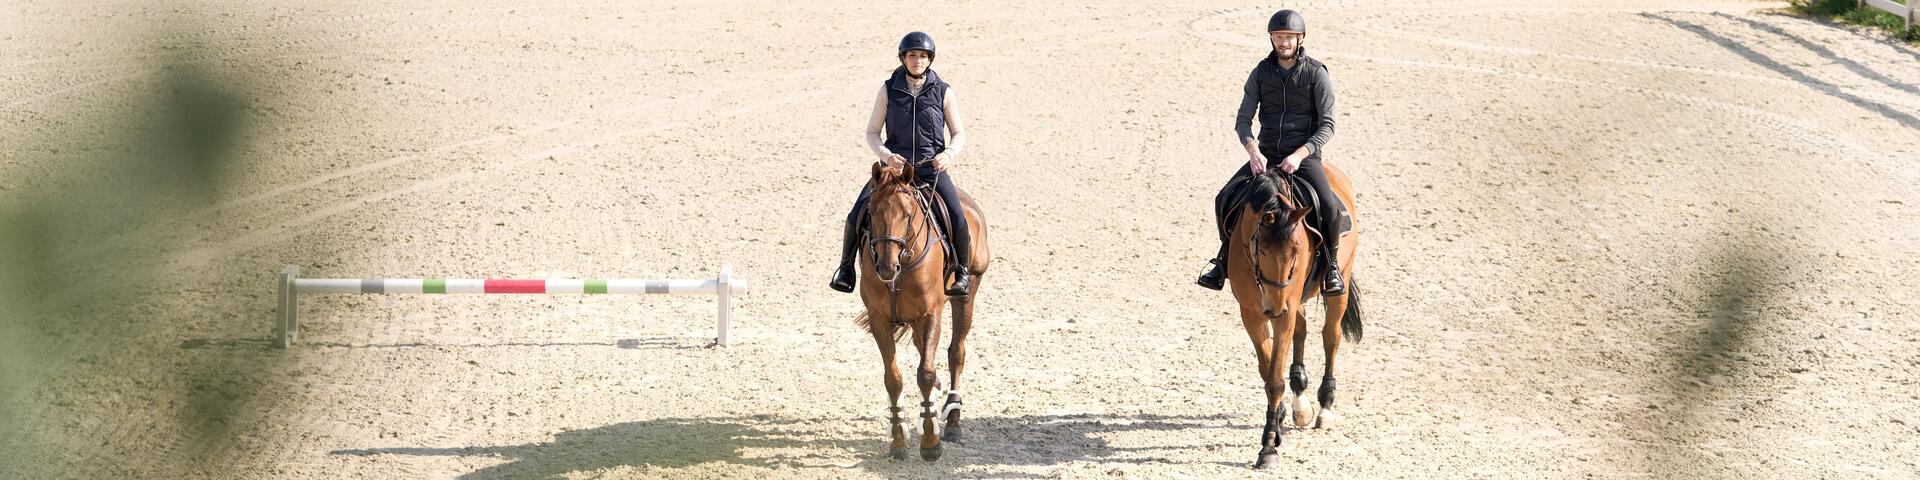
[274,264,749,348]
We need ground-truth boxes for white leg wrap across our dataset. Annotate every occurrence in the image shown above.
[942,390,963,417]
[915,389,938,424]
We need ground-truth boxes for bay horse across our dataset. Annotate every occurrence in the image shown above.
[1225,168,1363,469]
[853,161,991,461]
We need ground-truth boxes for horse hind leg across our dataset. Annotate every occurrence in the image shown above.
[1315,376,1339,429]
[941,287,977,443]
[1316,293,1351,429]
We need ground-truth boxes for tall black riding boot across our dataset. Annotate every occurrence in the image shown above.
[1196,242,1228,290]
[829,215,862,293]
[1321,241,1345,295]
[946,226,973,297]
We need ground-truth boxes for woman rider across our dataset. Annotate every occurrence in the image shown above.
[829,31,973,297]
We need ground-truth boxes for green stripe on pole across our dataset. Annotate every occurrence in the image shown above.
[424,279,446,294]
[585,279,608,294]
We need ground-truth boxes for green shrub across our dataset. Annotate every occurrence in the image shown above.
[1791,0,1919,43]
[1790,0,1859,16]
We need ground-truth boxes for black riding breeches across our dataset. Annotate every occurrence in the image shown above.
[1210,157,1345,259]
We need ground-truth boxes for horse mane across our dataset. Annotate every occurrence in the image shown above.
[1241,173,1303,245]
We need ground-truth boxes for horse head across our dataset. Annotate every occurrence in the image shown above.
[866,161,928,284]
[1244,173,1312,316]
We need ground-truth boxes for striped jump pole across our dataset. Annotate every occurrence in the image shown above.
[274,264,748,348]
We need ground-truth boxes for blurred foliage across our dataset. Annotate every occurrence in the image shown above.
[1791,0,1920,42]
[2,47,253,476]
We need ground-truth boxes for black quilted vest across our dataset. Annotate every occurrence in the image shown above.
[883,67,948,166]
[1253,54,1326,157]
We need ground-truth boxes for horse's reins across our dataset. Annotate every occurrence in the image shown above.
[864,182,939,326]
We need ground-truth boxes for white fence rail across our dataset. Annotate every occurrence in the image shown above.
[1859,0,1916,30]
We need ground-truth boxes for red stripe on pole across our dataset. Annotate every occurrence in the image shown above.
[484,279,546,294]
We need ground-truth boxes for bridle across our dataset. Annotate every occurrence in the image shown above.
[1244,185,1301,301]
[864,181,938,326]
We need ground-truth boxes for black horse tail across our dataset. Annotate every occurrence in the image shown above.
[1341,276,1363,342]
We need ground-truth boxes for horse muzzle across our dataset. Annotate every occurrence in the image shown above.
[875,263,904,283]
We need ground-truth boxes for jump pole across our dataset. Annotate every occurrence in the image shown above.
[274,264,748,348]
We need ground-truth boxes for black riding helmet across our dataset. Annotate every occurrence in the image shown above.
[1267,10,1305,33]
[898,31,935,60]
[1266,10,1305,59]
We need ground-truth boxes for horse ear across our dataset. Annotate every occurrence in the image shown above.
[871,161,885,182]
[1285,207,1311,226]
[902,161,916,180]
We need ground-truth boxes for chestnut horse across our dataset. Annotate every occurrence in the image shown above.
[853,161,991,461]
[1225,169,1363,469]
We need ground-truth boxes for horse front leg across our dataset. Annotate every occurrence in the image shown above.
[1241,305,1285,469]
[911,311,945,461]
[874,325,909,460]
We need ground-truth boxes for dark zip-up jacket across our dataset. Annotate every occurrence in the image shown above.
[1234,52,1335,160]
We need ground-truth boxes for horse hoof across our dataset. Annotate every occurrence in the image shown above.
[920,444,944,462]
[940,425,962,443]
[888,447,910,461]
[1292,402,1318,428]
[1253,452,1281,470]
[1315,409,1338,429]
